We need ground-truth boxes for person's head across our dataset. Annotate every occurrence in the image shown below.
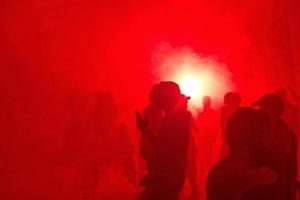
[252,93,284,117]
[202,96,211,109]
[226,107,269,154]
[224,92,241,106]
[156,81,181,111]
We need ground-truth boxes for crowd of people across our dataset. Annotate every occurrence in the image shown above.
[136,81,299,200]
[4,80,299,200]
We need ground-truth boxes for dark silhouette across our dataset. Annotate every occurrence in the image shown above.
[220,92,241,158]
[136,81,191,200]
[252,93,297,200]
[207,107,294,200]
[141,84,164,174]
[186,131,200,200]
[74,91,136,200]
[179,95,200,200]
[275,88,298,134]
[197,96,219,194]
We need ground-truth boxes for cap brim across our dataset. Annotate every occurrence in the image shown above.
[181,94,191,100]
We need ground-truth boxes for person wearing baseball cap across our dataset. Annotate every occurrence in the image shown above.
[252,93,297,200]
[136,81,192,200]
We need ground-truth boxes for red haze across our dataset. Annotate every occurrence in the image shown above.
[0,0,300,199]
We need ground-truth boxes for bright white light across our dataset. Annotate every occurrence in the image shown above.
[174,68,210,109]
[178,75,202,100]
[153,44,234,111]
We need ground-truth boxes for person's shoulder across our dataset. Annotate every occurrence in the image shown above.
[208,157,233,179]
[207,157,234,193]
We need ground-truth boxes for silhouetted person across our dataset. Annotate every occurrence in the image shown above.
[141,84,164,174]
[136,81,191,200]
[275,88,298,134]
[220,92,241,158]
[252,93,297,200]
[179,95,200,200]
[186,131,200,200]
[197,96,218,192]
[207,107,293,200]
[84,91,136,199]
[277,87,300,188]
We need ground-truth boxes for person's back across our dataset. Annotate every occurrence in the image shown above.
[207,108,267,200]
[268,117,297,162]
[254,93,297,200]
[197,96,219,194]
[207,150,260,200]
[198,96,218,150]
[275,88,298,133]
[206,107,292,200]
[153,108,190,192]
[199,107,218,135]
[207,146,292,200]
[220,92,241,157]
[140,85,164,174]
[136,81,191,200]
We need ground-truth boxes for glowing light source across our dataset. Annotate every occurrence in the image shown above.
[154,45,234,110]
[169,64,231,110]
[180,76,201,98]
[173,67,209,108]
